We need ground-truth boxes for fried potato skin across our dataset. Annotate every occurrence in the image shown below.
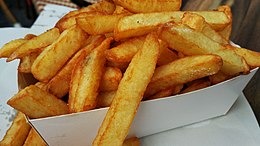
[0,112,31,146]
[100,67,122,92]
[7,85,69,118]
[31,26,88,82]
[23,129,46,146]
[144,55,223,97]
[93,33,159,146]
[113,0,181,13]
[0,39,27,58]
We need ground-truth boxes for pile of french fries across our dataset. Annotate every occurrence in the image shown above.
[1,0,260,145]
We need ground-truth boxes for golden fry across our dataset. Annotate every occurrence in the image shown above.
[113,0,181,13]
[105,36,145,63]
[123,137,140,146]
[23,129,46,146]
[0,112,31,146]
[209,71,233,85]
[18,51,40,73]
[97,91,116,108]
[100,67,122,92]
[157,41,178,66]
[7,85,68,118]
[181,78,211,94]
[147,84,183,100]
[160,22,249,75]
[47,35,105,98]
[69,38,113,113]
[8,28,60,61]
[144,55,223,97]
[31,26,88,82]
[93,33,159,146]
[0,39,27,58]
[217,5,232,40]
[115,11,230,40]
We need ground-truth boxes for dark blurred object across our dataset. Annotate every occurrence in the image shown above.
[71,0,92,7]
[0,0,17,25]
[182,0,260,125]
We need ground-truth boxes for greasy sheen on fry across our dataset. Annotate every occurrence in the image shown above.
[8,28,60,61]
[0,112,31,146]
[144,55,223,97]
[93,33,159,146]
[47,35,105,98]
[7,85,69,118]
[69,37,113,113]
[113,0,181,13]
[31,26,88,82]
[160,22,249,75]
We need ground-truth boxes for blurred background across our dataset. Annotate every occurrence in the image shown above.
[0,0,259,123]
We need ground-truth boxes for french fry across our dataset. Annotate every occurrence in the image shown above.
[18,51,41,73]
[7,85,68,118]
[23,129,46,146]
[217,5,232,40]
[147,84,183,100]
[69,37,113,113]
[114,11,230,40]
[182,12,229,45]
[181,78,211,94]
[93,32,159,146]
[106,60,129,72]
[105,36,145,63]
[31,26,88,82]
[35,82,49,91]
[113,5,132,15]
[97,91,116,108]
[100,67,122,92]
[209,71,233,85]
[113,0,181,13]
[0,112,31,146]
[24,34,37,40]
[0,39,27,58]
[144,55,223,97]
[227,45,260,69]
[159,22,249,75]
[123,137,140,146]
[77,14,125,35]
[47,35,105,98]
[157,41,178,66]
[55,12,103,32]
[7,28,60,61]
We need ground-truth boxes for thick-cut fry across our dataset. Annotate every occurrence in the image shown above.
[217,5,232,40]
[144,55,223,97]
[157,41,178,66]
[24,34,37,40]
[23,129,46,146]
[55,12,103,32]
[69,37,113,113]
[113,0,181,13]
[7,85,68,118]
[35,82,49,91]
[0,39,27,58]
[93,33,159,146]
[0,112,31,146]
[160,22,249,75]
[123,137,140,146]
[47,35,105,98]
[106,60,129,72]
[97,91,116,108]
[100,67,122,92]
[105,36,145,62]
[31,26,88,82]
[18,51,40,73]
[182,12,229,45]
[114,11,230,40]
[147,84,183,100]
[8,28,60,61]
[227,45,260,69]
[113,5,132,15]
[77,14,125,35]
[181,78,211,94]
[209,71,233,85]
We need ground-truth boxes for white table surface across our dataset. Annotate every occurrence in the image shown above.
[0,4,260,145]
